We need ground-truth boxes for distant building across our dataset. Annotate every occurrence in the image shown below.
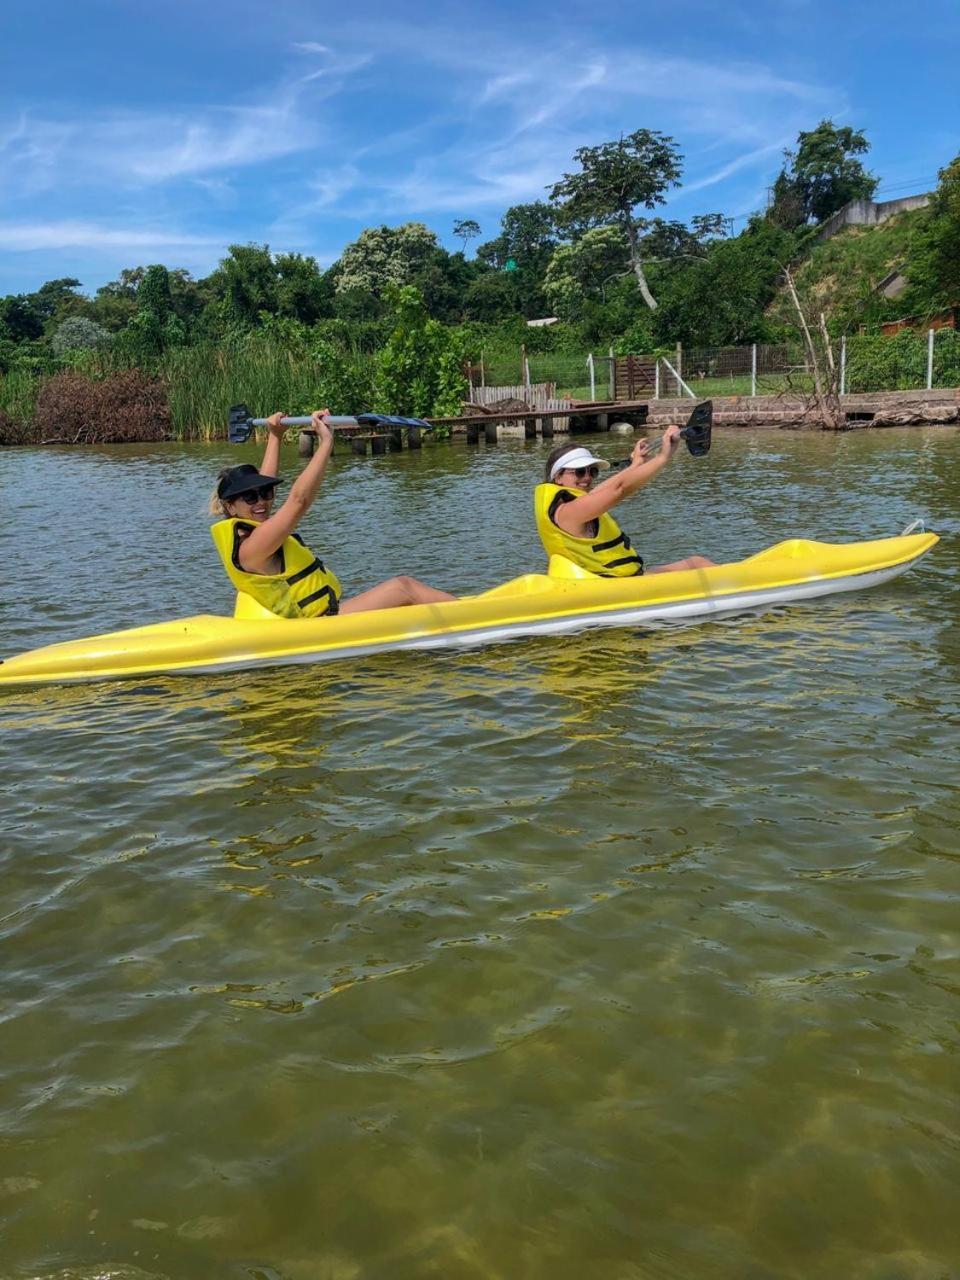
[526,317,560,328]
[818,193,932,241]
[879,308,958,336]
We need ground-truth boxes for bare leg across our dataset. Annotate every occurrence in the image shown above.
[339,575,456,614]
[646,555,716,574]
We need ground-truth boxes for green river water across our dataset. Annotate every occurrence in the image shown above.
[1,429,958,1279]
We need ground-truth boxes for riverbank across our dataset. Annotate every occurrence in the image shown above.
[642,386,960,429]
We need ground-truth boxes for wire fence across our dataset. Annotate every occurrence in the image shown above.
[468,329,960,403]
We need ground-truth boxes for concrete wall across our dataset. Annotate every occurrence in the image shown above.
[818,193,932,240]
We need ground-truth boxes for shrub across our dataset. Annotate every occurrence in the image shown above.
[33,369,170,443]
[0,406,32,446]
[51,316,114,357]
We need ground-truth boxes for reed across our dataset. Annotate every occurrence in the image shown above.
[0,368,40,423]
[161,339,377,439]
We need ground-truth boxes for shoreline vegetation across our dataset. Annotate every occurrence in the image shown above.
[2,123,958,446]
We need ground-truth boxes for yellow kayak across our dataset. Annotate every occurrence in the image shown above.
[0,531,938,687]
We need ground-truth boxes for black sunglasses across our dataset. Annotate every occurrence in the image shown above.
[562,464,600,480]
[233,484,276,504]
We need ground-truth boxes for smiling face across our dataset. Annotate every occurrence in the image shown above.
[555,463,600,492]
[225,483,277,522]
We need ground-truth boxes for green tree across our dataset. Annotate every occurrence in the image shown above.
[653,217,797,346]
[476,202,558,317]
[544,226,629,319]
[462,271,521,323]
[274,252,328,324]
[453,219,481,253]
[375,285,467,418]
[51,316,113,357]
[0,295,45,342]
[550,130,683,311]
[336,224,439,298]
[924,154,960,304]
[770,120,878,227]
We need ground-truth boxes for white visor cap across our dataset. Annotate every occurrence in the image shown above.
[549,446,612,482]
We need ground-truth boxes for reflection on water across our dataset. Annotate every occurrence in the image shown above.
[1,430,959,1278]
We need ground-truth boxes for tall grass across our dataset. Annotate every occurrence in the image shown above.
[162,340,378,439]
[0,368,40,423]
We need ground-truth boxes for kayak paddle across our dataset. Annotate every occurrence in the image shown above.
[612,399,712,467]
[228,404,434,445]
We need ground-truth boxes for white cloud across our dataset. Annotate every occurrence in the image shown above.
[293,41,332,54]
[0,221,220,251]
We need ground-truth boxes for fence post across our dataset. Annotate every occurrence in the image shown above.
[751,344,757,398]
[520,342,526,386]
[587,352,596,401]
[927,328,934,390]
[840,336,846,396]
[654,359,660,400]
[480,348,485,389]
[524,356,531,389]
[608,346,615,399]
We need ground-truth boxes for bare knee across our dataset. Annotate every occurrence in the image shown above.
[393,575,418,602]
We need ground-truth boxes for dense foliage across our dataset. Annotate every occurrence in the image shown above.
[0,119,956,441]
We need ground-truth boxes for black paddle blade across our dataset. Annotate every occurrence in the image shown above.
[681,400,712,456]
[356,412,432,429]
[228,403,254,444]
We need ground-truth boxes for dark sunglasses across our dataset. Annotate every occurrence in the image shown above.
[233,484,276,504]
[563,464,600,480]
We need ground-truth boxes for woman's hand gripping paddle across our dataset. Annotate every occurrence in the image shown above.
[611,400,712,468]
[228,404,435,445]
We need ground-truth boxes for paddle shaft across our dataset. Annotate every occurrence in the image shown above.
[250,415,362,429]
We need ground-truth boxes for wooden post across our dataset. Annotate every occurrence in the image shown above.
[388,428,403,451]
[608,345,615,399]
[407,424,422,448]
[524,416,537,440]
[541,416,554,439]
[351,437,367,456]
[371,435,388,456]
[466,421,480,445]
[484,420,499,445]
[298,430,316,457]
[520,342,526,385]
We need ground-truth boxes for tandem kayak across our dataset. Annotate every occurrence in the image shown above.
[0,530,939,687]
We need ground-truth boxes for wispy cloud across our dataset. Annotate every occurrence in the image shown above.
[681,141,790,194]
[0,221,220,251]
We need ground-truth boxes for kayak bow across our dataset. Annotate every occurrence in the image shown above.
[0,530,938,687]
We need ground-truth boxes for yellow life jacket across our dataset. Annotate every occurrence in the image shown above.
[210,519,342,618]
[533,483,644,578]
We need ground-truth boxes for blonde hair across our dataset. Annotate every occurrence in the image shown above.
[209,467,233,518]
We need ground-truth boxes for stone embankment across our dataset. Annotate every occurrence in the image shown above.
[642,388,960,428]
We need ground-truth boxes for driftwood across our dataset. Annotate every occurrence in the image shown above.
[870,405,959,426]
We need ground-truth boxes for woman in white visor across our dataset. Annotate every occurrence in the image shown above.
[534,429,715,577]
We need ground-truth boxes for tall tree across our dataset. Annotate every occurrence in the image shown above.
[925,154,960,304]
[770,120,878,227]
[550,130,683,310]
[475,202,559,316]
[453,219,481,254]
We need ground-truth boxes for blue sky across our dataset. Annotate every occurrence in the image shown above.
[2,0,957,296]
